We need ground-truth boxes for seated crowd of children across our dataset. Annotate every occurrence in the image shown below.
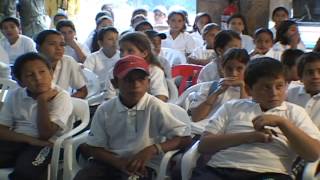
[0,4,320,180]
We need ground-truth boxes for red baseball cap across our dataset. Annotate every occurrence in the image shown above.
[113,55,149,79]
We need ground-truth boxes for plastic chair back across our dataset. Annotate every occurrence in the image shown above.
[0,78,17,102]
[171,64,203,95]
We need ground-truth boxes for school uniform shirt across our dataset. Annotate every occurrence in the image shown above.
[190,31,204,48]
[241,34,255,53]
[161,31,196,54]
[87,93,190,158]
[0,84,73,141]
[189,80,241,129]
[205,99,320,175]
[287,85,320,127]
[0,45,9,64]
[0,34,36,64]
[266,41,306,61]
[53,55,87,91]
[84,49,120,86]
[190,45,216,60]
[64,41,90,62]
[197,60,221,83]
[104,65,169,100]
[159,47,186,66]
[270,26,277,39]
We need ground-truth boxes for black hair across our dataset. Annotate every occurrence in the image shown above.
[281,49,304,68]
[192,12,212,33]
[0,16,20,28]
[272,7,289,19]
[13,52,52,81]
[134,21,153,31]
[227,13,249,35]
[214,30,241,54]
[254,28,273,40]
[245,57,284,88]
[297,52,320,78]
[34,30,62,51]
[201,23,220,39]
[275,20,297,45]
[221,48,250,67]
[167,10,187,32]
[56,19,76,32]
[97,26,118,41]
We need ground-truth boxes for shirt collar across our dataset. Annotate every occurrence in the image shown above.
[116,93,148,112]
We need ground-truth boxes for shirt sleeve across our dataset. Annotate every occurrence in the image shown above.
[83,54,96,71]
[86,105,109,148]
[48,91,73,133]
[204,103,229,134]
[189,82,211,109]
[70,59,87,89]
[0,90,14,127]
[149,66,169,97]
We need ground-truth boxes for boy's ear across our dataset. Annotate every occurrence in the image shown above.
[110,78,118,89]
[141,50,148,59]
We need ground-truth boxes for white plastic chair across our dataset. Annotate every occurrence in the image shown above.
[0,78,18,102]
[0,98,90,180]
[302,159,320,180]
[63,103,191,180]
[181,140,200,180]
[82,68,105,106]
[166,78,178,103]
[49,97,90,180]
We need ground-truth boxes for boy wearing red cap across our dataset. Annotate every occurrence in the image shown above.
[74,55,191,180]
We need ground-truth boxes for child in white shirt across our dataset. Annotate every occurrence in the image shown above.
[250,28,274,59]
[0,17,36,64]
[190,12,212,48]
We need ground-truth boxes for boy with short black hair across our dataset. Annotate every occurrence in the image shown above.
[191,57,320,180]
[0,52,73,180]
[281,49,304,85]
[84,27,120,89]
[35,29,88,99]
[0,17,36,64]
[287,52,320,127]
[75,55,191,180]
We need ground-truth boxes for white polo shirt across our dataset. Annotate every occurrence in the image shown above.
[0,34,36,64]
[53,55,87,91]
[266,41,306,61]
[162,31,196,54]
[197,60,221,83]
[64,41,90,62]
[241,34,255,53]
[190,45,216,60]
[104,65,169,100]
[205,99,320,174]
[189,80,241,126]
[84,49,120,85]
[0,45,9,64]
[87,93,190,158]
[190,31,204,48]
[287,85,320,126]
[0,85,73,141]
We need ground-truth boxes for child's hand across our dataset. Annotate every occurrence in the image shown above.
[219,77,244,88]
[37,89,58,102]
[252,114,285,130]
[250,129,275,143]
[126,145,157,176]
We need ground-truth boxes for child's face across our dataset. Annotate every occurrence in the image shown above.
[204,29,219,49]
[167,14,185,33]
[222,59,246,80]
[151,36,162,55]
[59,26,76,42]
[301,61,320,95]
[228,18,244,33]
[247,76,286,111]
[99,32,118,51]
[39,34,65,62]
[20,59,53,95]
[196,16,210,32]
[119,41,148,59]
[254,32,273,54]
[286,25,299,38]
[114,70,149,106]
[273,10,288,26]
[1,21,19,40]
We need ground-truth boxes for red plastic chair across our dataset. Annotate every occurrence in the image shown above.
[171,64,203,95]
